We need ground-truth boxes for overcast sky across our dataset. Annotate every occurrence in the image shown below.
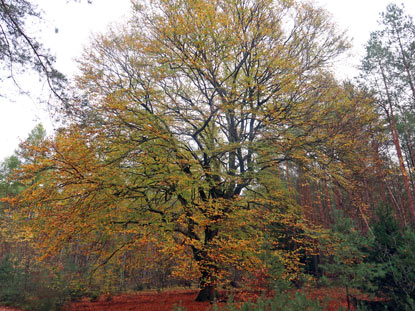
[0,0,414,161]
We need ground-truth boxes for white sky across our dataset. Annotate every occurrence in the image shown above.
[0,0,414,161]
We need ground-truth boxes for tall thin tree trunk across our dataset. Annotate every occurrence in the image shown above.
[387,183,407,227]
[357,192,372,234]
[333,184,343,212]
[379,61,415,222]
[401,117,415,192]
[395,29,415,109]
[325,182,331,223]
[386,102,414,221]
[372,140,389,205]
[316,183,325,226]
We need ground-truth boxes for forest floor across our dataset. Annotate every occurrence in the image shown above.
[0,287,381,311]
[67,287,356,311]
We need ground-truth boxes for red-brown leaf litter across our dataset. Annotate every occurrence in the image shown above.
[69,290,211,311]
[67,288,356,311]
[0,288,385,311]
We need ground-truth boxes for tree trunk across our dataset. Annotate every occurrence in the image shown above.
[387,183,407,226]
[401,118,415,192]
[192,226,220,302]
[316,184,325,227]
[196,287,218,302]
[195,273,219,302]
[194,259,220,302]
[372,140,392,209]
[395,29,415,109]
[387,101,415,221]
[379,61,415,222]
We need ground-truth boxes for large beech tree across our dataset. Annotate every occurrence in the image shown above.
[11,0,380,301]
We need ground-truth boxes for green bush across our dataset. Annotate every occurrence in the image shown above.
[362,207,415,310]
[258,245,291,292]
[212,289,323,311]
[320,207,415,311]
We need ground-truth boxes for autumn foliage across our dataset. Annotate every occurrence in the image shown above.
[1,0,415,310]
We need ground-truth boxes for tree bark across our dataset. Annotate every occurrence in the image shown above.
[195,272,220,302]
[394,27,415,109]
[193,226,220,302]
[379,61,415,222]
[316,183,325,227]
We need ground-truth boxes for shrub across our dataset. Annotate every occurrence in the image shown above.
[362,207,415,310]
[320,206,415,311]
[213,289,323,311]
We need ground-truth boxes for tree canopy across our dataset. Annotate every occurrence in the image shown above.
[9,0,383,302]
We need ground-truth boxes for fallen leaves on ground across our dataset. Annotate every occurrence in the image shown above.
[68,287,358,311]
